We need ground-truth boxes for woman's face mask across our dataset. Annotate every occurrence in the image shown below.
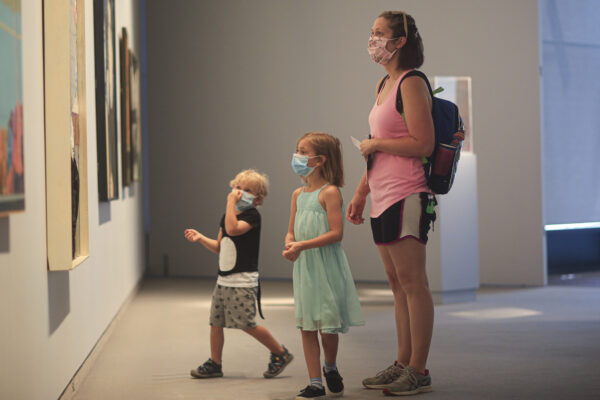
[235,190,256,211]
[368,35,400,65]
[291,154,319,177]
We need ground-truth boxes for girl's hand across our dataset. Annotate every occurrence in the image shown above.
[227,189,242,205]
[360,138,377,159]
[184,229,202,242]
[282,241,303,261]
[346,194,366,225]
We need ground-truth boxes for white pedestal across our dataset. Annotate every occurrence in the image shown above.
[426,152,479,304]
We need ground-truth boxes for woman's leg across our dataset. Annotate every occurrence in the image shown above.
[243,326,285,354]
[319,332,339,365]
[210,326,224,364]
[386,238,434,373]
[377,245,412,366]
[301,329,322,378]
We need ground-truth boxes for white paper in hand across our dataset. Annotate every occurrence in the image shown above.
[351,136,362,151]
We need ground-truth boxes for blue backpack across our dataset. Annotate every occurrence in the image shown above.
[378,70,465,194]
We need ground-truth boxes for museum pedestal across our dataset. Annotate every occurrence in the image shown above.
[426,152,479,304]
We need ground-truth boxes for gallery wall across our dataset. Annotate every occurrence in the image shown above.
[146,0,545,285]
[0,1,145,399]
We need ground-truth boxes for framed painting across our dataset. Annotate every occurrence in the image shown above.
[0,0,24,216]
[94,0,118,201]
[130,50,142,181]
[120,27,132,187]
[433,76,473,153]
[44,0,89,270]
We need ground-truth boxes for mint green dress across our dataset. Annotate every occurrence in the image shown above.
[293,184,365,334]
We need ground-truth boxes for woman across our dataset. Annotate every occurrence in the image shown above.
[346,11,436,396]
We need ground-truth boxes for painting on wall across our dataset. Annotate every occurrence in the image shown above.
[120,27,132,187]
[44,0,89,270]
[434,76,473,153]
[130,50,142,181]
[0,0,24,216]
[94,0,118,201]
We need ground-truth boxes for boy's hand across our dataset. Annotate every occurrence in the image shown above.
[227,189,242,205]
[184,229,202,243]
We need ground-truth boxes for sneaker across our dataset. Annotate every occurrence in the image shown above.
[323,367,344,397]
[190,358,223,378]
[362,362,404,389]
[295,385,326,399]
[263,345,294,378]
[382,366,432,396]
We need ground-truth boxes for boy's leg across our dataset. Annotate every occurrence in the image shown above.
[243,326,284,354]
[210,326,224,364]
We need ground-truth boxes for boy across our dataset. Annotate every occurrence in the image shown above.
[184,169,293,379]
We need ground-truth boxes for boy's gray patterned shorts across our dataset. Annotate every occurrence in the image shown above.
[209,284,257,329]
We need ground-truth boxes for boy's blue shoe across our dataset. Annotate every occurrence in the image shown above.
[263,345,294,378]
[190,358,223,378]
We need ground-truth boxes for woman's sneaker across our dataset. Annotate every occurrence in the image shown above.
[190,358,223,378]
[362,362,404,389]
[323,367,344,397]
[263,345,294,378]
[295,385,326,399]
[381,366,432,396]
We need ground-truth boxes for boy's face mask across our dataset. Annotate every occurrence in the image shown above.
[291,154,319,177]
[235,190,256,211]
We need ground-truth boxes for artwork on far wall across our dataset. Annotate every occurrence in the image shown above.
[0,0,24,216]
[44,0,89,270]
[120,27,132,187]
[94,0,118,201]
[130,51,142,181]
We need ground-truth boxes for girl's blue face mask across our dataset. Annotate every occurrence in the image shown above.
[235,190,256,211]
[291,154,319,177]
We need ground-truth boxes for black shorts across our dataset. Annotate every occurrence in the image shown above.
[370,192,436,245]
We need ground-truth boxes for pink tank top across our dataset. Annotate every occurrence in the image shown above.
[367,70,429,218]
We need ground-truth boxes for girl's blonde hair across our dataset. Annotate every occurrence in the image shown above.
[298,132,344,187]
[229,169,269,205]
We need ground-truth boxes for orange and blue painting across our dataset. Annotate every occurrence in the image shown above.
[0,0,23,215]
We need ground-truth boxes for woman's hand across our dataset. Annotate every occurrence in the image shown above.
[360,138,378,159]
[346,193,367,224]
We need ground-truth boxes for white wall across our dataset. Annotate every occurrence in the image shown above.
[146,0,545,286]
[0,1,145,399]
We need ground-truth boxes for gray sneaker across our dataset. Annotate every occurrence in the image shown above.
[362,362,405,389]
[382,366,432,396]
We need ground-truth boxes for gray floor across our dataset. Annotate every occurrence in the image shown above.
[72,277,600,400]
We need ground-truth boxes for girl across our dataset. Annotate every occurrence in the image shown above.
[283,132,364,399]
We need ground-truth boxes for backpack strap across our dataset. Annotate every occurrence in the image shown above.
[396,70,433,114]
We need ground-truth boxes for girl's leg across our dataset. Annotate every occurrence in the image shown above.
[301,328,321,379]
[377,245,412,366]
[243,326,285,354]
[210,326,225,364]
[319,332,339,365]
[386,238,434,373]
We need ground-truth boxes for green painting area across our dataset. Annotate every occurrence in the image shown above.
[0,0,23,207]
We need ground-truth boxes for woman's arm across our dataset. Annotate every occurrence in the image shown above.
[346,170,369,224]
[361,75,434,158]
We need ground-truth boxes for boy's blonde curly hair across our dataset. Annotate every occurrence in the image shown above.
[229,169,269,205]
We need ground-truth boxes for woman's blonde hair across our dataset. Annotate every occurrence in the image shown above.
[229,169,269,205]
[298,132,344,187]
